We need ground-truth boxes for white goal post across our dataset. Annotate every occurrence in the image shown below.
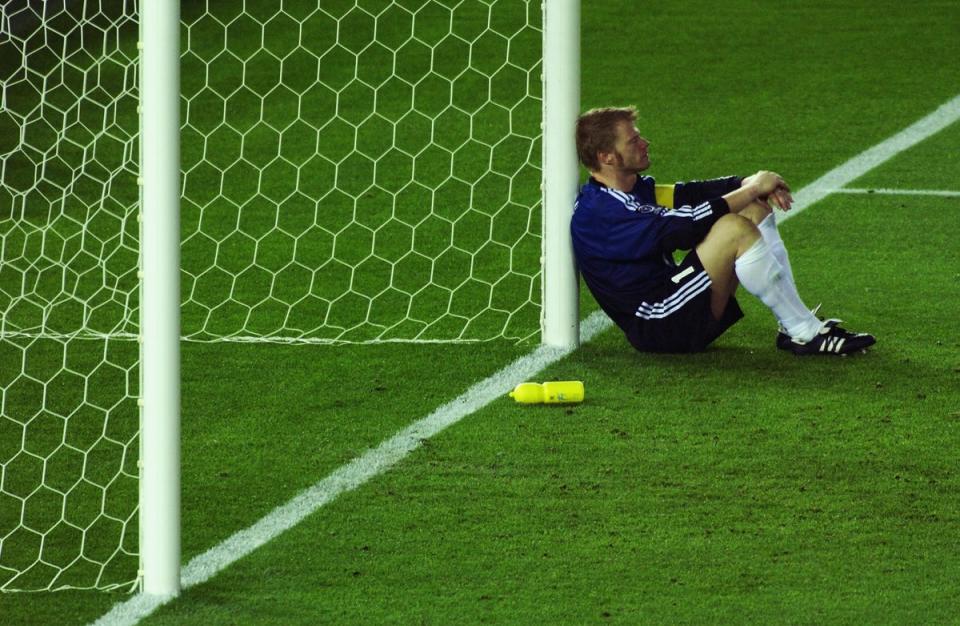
[541,0,580,348]
[139,0,181,596]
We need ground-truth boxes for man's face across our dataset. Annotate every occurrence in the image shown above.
[611,121,650,172]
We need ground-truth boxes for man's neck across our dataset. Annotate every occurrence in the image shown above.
[592,169,638,193]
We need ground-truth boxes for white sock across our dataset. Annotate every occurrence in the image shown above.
[734,238,821,342]
[758,213,795,285]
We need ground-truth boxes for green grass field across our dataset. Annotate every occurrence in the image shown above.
[2,0,960,623]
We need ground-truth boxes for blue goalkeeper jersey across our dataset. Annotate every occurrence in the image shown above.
[571,174,741,332]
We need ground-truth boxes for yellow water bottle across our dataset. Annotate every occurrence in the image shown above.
[509,381,584,404]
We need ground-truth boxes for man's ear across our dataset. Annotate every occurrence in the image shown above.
[597,150,615,166]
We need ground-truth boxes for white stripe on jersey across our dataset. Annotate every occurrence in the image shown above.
[598,186,714,221]
[600,187,664,214]
[635,270,712,319]
[666,202,713,221]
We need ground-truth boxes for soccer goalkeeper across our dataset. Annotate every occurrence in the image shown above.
[571,106,875,355]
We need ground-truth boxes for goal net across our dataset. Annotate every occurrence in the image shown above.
[180,0,544,344]
[0,0,140,590]
[1,0,555,591]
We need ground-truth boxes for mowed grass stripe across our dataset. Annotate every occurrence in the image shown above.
[91,92,960,625]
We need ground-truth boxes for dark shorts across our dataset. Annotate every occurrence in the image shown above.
[625,250,743,353]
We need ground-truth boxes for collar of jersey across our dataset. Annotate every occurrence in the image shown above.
[589,177,654,213]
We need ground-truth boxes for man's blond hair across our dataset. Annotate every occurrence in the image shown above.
[575,106,637,171]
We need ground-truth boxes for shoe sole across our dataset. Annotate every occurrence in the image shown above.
[790,337,876,356]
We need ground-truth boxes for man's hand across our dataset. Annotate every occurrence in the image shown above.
[742,170,793,211]
[766,186,793,211]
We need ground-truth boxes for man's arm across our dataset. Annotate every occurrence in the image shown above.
[661,173,793,212]
[656,171,787,254]
[665,176,743,208]
[724,171,787,211]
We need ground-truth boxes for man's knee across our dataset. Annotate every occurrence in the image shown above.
[696,214,759,284]
[712,213,760,246]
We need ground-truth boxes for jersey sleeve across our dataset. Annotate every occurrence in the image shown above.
[672,176,743,208]
[657,197,731,251]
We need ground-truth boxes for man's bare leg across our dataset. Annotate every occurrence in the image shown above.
[695,213,761,320]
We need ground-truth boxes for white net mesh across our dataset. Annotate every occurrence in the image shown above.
[180,0,543,343]
[0,0,544,591]
[0,0,139,590]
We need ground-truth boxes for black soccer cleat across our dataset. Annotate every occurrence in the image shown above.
[778,319,876,356]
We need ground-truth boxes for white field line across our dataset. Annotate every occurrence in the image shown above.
[91,92,960,626]
[91,310,614,626]
[0,329,498,345]
[0,330,139,341]
[828,187,960,198]
[778,93,960,223]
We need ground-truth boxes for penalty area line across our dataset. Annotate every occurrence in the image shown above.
[828,187,960,198]
[780,92,960,223]
[91,91,960,626]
